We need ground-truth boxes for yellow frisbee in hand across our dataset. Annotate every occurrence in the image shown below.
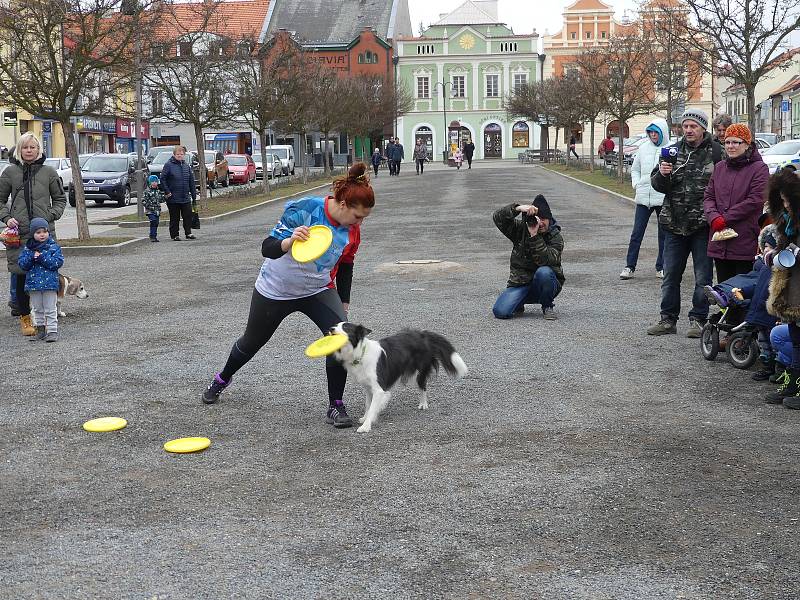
[83,417,127,432]
[164,437,211,454]
[291,225,333,263]
[305,334,348,358]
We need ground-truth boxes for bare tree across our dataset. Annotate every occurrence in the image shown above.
[684,0,800,132]
[0,0,157,240]
[308,68,345,176]
[640,0,706,134]
[144,0,240,207]
[572,54,610,172]
[504,81,555,159]
[542,75,586,168]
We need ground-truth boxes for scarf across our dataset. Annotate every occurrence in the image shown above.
[784,211,795,238]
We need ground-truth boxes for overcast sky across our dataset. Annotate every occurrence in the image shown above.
[407,0,640,36]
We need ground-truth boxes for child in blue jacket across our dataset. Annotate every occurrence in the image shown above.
[18,217,64,342]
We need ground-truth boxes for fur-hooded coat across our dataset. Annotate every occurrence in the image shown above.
[766,169,800,321]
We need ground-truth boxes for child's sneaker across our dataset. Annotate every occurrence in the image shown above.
[769,362,788,384]
[44,331,58,343]
[202,373,230,404]
[702,285,728,307]
[29,325,45,341]
[765,369,799,404]
[325,400,353,428]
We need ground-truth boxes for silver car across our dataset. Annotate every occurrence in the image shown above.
[253,153,281,179]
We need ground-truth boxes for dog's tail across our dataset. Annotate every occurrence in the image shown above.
[422,331,469,378]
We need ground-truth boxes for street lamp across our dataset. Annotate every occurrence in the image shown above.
[392,55,399,140]
[433,80,452,163]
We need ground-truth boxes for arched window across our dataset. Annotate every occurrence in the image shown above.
[512,121,529,148]
[358,53,365,64]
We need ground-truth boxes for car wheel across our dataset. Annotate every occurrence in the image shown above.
[95,199,105,206]
[291,167,295,175]
[118,187,131,207]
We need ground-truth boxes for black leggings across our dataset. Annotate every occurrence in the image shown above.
[13,273,30,316]
[167,202,193,239]
[220,288,348,402]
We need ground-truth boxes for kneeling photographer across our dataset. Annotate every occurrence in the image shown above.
[492,194,565,320]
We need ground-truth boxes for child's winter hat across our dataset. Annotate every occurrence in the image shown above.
[532,194,553,220]
[30,217,49,232]
[759,224,777,252]
[147,174,160,185]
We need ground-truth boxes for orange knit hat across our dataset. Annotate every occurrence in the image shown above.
[724,123,752,145]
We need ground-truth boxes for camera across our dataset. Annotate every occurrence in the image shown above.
[524,212,539,226]
[660,146,679,165]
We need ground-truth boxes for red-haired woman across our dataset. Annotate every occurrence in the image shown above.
[202,163,375,428]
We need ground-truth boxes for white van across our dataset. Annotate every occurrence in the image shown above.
[265,145,295,175]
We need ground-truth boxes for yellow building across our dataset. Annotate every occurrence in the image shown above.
[0,108,67,158]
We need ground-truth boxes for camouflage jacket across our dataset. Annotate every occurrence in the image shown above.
[651,132,722,236]
[142,187,164,215]
[493,203,565,288]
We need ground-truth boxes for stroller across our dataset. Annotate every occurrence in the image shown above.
[701,298,760,369]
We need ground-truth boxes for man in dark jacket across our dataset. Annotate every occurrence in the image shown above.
[463,139,475,168]
[647,108,722,337]
[160,145,197,241]
[389,139,404,176]
[492,194,565,320]
[385,138,396,176]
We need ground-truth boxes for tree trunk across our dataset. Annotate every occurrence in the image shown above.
[665,89,674,136]
[260,130,270,197]
[617,128,625,180]
[589,118,596,173]
[301,132,308,184]
[321,130,330,176]
[61,120,90,241]
[193,124,209,210]
[554,128,560,165]
[747,85,757,133]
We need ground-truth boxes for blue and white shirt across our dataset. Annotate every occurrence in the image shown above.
[255,196,360,300]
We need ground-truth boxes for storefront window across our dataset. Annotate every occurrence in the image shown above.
[512,122,529,148]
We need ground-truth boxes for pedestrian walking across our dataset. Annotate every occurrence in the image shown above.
[453,148,463,170]
[704,124,769,282]
[646,108,723,338]
[386,138,396,176]
[160,145,197,241]
[0,132,66,336]
[413,140,427,175]
[569,135,579,160]
[201,163,376,429]
[18,217,63,342]
[371,148,383,177]
[142,174,165,242]
[620,118,669,281]
[463,139,475,169]
[389,138,405,176]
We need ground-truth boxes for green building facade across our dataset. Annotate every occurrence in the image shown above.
[396,21,542,162]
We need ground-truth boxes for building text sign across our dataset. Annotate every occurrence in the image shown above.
[3,112,17,127]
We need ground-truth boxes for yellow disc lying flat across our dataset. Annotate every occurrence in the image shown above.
[305,333,348,358]
[164,437,211,454]
[83,417,127,432]
[291,225,333,263]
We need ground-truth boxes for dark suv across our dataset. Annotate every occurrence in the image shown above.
[70,153,141,207]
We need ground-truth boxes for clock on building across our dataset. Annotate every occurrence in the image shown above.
[459,33,476,50]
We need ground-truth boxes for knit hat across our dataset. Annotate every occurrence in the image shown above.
[759,224,777,252]
[532,194,553,220]
[147,174,159,185]
[724,123,752,145]
[681,108,709,130]
[29,217,49,232]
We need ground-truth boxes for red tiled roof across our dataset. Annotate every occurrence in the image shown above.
[770,74,800,97]
[152,0,270,40]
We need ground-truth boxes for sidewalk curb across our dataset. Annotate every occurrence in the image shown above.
[538,165,635,204]
[93,182,332,228]
[1,236,149,257]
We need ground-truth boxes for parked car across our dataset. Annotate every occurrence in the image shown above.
[755,138,772,150]
[226,154,256,184]
[146,150,174,177]
[621,137,650,165]
[761,140,800,174]
[44,157,74,191]
[253,153,281,179]
[204,150,230,188]
[264,145,295,175]
[777,157,800,173]
[185,151,205,188]
[79,153,96,167]
[69,153,142,207]
[755,132,779,146]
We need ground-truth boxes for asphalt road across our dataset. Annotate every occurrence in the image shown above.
[1,163,798,599]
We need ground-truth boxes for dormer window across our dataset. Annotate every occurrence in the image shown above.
[178,41,193,57]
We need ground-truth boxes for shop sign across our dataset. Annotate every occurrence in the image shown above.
[3,111,17,127]
[42,121,52,133]
[76,117,102,131]
[116,118,150,139]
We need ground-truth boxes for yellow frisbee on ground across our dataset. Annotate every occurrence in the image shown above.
[305,334,348,358]
[164,437,211,454]
[83,417,128,432]
[291,225,333,263]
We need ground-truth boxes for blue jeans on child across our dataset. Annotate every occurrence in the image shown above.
[771,324,791,366]
[9,275,17,304]
[493,266,561,319]
[625,204,664,272]
[660,229,713,323]
[147,212,160,239]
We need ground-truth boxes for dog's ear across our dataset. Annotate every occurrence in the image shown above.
[355,325,372,338]
[66,279,79,295]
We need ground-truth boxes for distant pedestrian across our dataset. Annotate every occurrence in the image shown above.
[142,174,165,242]
[389,138,405,175]
[160,145,197,241]
[569,135,579,159]
[371,148,382,177]
[712,113,733,145]
[386,138,396,175]
[0,132,66,337]
[453,148,463,169]
[18,217,64,342]
[413,140,427,175]
[463,139,475,168]
[599,134,615,160]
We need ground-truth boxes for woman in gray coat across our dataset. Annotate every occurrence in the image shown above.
[0,132,66,336]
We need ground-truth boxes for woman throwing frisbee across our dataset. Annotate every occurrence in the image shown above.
[202,163,375,428]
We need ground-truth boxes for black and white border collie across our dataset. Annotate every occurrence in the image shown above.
[331,322,468,433]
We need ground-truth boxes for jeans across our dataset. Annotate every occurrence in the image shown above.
[30,290,58,332]
[493,266,561,319]
[660,229,713,322]
[9,274,17,303]
[372,163,379,176]
[393,160,401,175]
[771,324,791,366]
[167,202,192,239]
[625,204,664,272]
[416,159,424,174]
[147,212,160,239]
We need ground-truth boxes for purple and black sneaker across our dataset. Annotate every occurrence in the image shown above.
[325,400,353,428]
[703,285,728,308]
[202,373,230,404]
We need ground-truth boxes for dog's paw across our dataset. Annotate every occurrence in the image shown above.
[356,422,372,433]
[58,311,67,318]
[358,416,366,424]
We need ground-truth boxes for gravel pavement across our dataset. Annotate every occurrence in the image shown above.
[1,163,798,599]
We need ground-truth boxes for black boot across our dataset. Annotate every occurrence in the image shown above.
[752,356,776,381]
[765,369,800,404]
[769,362,788,383]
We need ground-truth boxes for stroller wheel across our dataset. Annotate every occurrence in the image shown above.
[726,330,759,369]
[701,323,719,360]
